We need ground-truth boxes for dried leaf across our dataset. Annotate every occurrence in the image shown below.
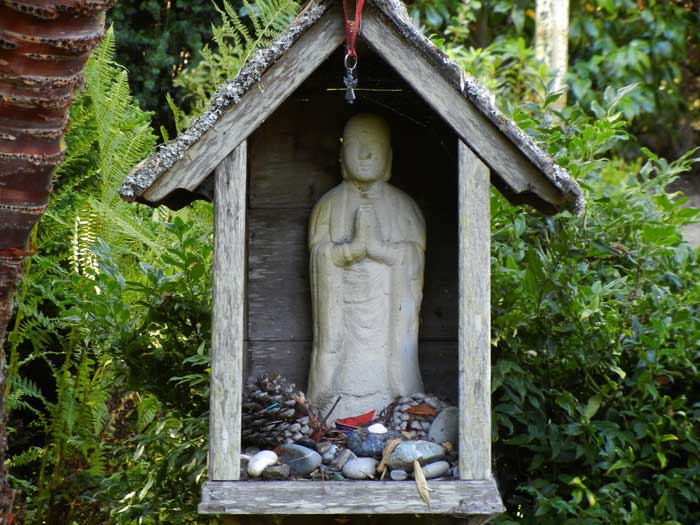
[406,404,439,417]
[335,410,375,428]
[413,460,432,507]
[377,438,403,475]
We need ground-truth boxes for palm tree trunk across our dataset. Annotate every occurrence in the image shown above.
[0,0,113,517]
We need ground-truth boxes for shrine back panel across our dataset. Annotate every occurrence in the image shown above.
[245,49,460,399]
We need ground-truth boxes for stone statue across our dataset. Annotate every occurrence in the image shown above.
[307,113,426,420]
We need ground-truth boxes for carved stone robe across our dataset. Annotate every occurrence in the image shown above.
[307,180,426,419]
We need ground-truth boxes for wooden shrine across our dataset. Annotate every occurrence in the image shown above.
[119,0,583,521]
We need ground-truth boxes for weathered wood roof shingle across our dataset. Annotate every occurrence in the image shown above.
[119,0,583,214]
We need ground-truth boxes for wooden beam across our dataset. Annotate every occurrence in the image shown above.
[199,480,504,515]
[361,6,564,209]
[210,143,247,481]
[143,6,345,203]
[458,141,492,481]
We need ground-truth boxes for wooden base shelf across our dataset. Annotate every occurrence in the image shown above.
[199,479,504,516]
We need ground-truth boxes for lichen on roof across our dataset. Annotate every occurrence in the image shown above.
[119,0,583,214]
[118,1,330,202]
[371,0,584,214]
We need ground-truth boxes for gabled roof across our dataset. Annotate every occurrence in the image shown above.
[119,0,583,215]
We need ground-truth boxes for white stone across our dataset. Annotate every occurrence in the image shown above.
[342,457,379,480]
[307,114,426,420]
[368,423,388,434]
[247,450,278,478]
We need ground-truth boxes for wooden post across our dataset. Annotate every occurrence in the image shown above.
[458,141,492,480]
[210,142,247,481]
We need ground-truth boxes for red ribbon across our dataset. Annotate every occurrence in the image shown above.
[343,0,365,59]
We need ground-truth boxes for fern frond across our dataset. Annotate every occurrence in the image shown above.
[174,0,300,116]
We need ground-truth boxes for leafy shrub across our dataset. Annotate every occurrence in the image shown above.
[481,84,700,524]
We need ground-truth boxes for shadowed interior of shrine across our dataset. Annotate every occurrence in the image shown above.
[244,44,461,402]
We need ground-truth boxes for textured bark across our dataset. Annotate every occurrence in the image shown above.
[0,0,112,518]
[535,0,569,108]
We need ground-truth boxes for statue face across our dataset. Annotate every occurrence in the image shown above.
[341,116,391,183]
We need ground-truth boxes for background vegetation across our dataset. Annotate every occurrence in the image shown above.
[4,0,699,523]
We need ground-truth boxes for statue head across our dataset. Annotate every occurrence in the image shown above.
[341,113,392,183]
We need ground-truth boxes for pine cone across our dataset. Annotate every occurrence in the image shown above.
[386,393,451,440]
[241,374,317,448]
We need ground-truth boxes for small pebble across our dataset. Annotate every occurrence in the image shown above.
[343,458,378,480]
[247,450,278,478]
[390,469,408,481]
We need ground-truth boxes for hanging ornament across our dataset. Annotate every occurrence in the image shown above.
[342,0,365,104]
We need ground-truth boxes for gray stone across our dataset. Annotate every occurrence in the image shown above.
[262,464,290,480]
[388,440,445,470]
[330,448,357,471]
[321,444,339,464]
[279,444,322,476]
[390,469,408,481]
[346,428,401,458]
[342,458,378,480]
[419,460,450,479]
[428,406,459,444]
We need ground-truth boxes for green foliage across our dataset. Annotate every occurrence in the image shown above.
[6,31,215,524]
[461,64,700,524]
[413,0,700,158]
[9,224,213,524]
[174,0,300,117]
[5,2,700,524]
[107,0,218,133]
